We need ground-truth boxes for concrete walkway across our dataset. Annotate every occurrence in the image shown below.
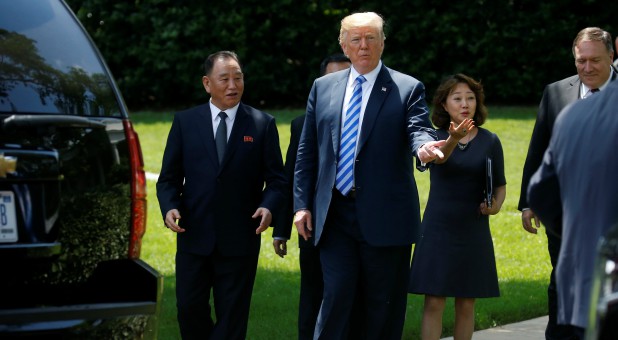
[440,315,547,339]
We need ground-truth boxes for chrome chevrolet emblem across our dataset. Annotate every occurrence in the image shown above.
[0,154,17,177]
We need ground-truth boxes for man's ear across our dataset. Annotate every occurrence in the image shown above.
[202,76,211,94]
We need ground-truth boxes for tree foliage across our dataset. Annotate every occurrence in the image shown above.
[65,0,617,110]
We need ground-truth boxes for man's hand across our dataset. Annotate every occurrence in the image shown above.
[253,207,272,234]
[273,239,287,258]
[522,209,541,234]
[165,209,185,233]
[294,209,313,241]
[418,140,447,164]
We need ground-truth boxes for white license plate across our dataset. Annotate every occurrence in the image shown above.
[0,191,18,243]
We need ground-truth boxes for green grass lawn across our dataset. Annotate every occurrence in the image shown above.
[134,106,549,339]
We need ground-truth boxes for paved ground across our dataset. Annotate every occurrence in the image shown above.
[440,315,547,340]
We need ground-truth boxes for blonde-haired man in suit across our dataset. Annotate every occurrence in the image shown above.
[293,12,458,339]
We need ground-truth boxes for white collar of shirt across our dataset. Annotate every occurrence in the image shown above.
[343,60,382,133]
[580,67,615,98]
[210,101,239,140]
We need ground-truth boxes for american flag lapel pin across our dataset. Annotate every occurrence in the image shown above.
[244,136,254,142]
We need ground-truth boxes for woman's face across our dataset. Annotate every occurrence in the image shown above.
[442,82,476,125]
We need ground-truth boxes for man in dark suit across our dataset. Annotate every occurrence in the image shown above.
[528,80,618,339]
[272,54,351,340]
[156,51,285,340]
[293,12,447,339]
[518,27,616,339]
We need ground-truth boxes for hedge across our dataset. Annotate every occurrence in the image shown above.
[66,0,618,110]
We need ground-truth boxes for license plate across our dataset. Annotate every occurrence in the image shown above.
[0,191,18,243]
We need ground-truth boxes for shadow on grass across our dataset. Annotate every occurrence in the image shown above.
[158,268,303,340]
[404,278,548,338]
[158,273,548,340]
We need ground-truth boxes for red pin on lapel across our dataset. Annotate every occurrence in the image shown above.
[244,136,254,142]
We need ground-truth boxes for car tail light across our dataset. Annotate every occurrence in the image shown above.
[123,119,147,259]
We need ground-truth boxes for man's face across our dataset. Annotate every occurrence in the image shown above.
[325,61,351,75]
[340,26,384,75]
[574,40,613,89]
[202,57,244,110]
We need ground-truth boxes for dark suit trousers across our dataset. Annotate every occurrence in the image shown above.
[315,190,411,340]
[545,229,576,340]
[298,244,323,340]
[175,250,259,340]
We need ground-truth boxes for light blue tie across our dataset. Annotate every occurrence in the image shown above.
[336,75,366,195]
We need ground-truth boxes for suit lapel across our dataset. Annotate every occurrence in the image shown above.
[572,69,617,100]
[198,105,219,169]
[357,65,391,152]
[330,72,348,157]
[566,76,581,101]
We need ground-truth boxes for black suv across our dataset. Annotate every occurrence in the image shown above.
[0,0,162,338]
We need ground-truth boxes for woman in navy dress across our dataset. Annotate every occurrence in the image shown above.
[409,74,507,340]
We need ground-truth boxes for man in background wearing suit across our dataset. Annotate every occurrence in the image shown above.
[272,53,351,340]
[528,80,618,339]
[518,27,616,339]
[156,51,285,340]
[293,12,449,339]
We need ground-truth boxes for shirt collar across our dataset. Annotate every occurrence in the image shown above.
[580,67,616,97]
[348,60,382,88]
[209,101,239,122]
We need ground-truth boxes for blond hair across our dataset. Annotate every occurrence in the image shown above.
[338,12,386,45]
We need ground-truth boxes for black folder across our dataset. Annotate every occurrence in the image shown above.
[485,156,493,208]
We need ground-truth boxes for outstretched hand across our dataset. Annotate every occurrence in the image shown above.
[449,118,475,141]
[418,140,447,164]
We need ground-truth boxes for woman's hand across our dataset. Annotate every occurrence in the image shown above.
[480,196,501,215]
[448,118,475,141]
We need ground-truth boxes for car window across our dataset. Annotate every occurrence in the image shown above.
[0,0,121,117]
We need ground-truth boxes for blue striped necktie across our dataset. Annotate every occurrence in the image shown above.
[336,75,366,195]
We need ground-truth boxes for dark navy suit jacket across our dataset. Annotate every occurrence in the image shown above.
[156,102,285,256]
[293,64,437,247]
[272,115,315,246]
[520,67,618,211]
[528,80,618,328]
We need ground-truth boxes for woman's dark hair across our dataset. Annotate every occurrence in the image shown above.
[431,73,488,129]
